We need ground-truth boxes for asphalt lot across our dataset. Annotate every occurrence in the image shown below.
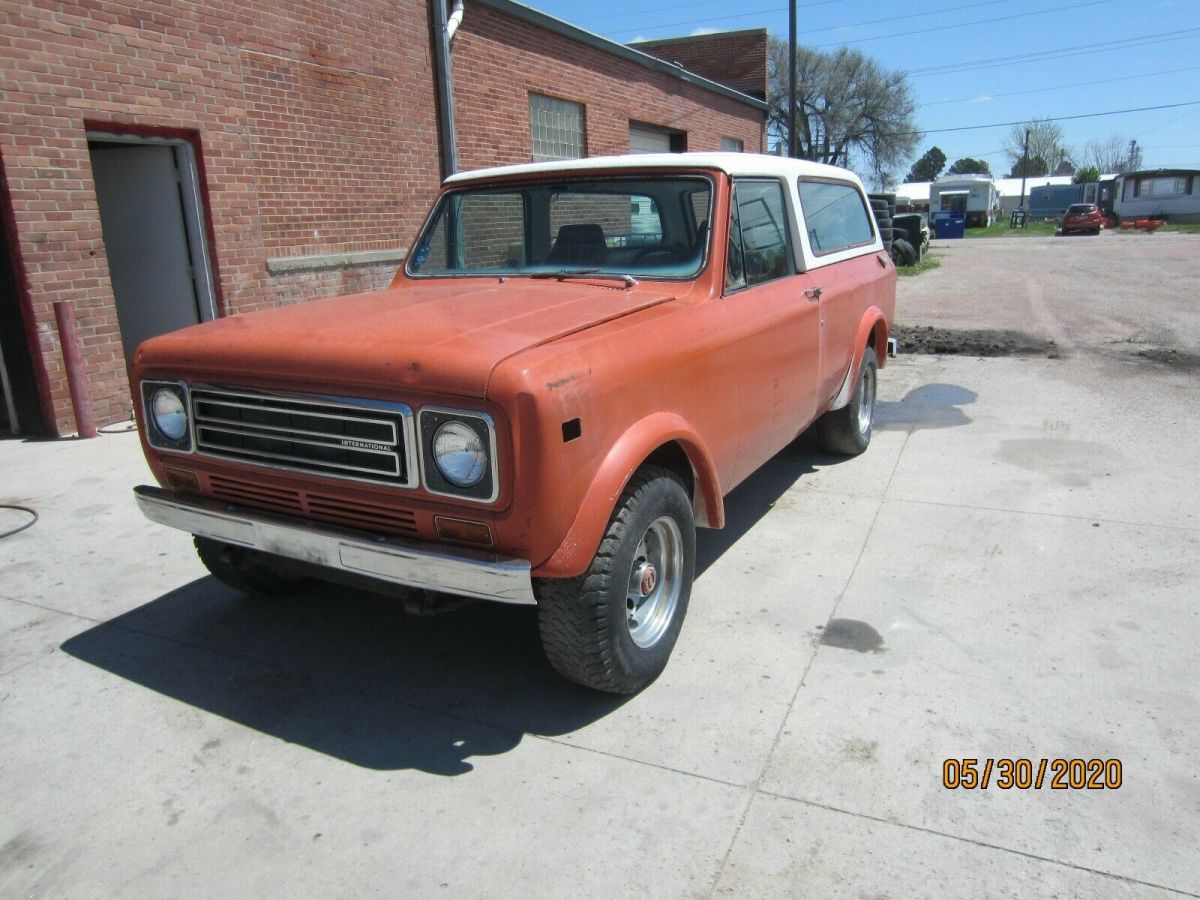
[2,235,1198,897]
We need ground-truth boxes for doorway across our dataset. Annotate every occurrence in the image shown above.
[87,134,218,364]
[629,122,686,154]
[0,151,47,436]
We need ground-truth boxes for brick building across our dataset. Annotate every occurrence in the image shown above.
[0,0,766,437]
[632,29,769,103]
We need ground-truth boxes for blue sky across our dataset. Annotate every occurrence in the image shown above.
[524,0,1200,176]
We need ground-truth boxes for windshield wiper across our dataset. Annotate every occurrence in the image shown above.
[529,268,638,287]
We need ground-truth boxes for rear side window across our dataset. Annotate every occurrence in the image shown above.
[726,179,793,291]
[797,180,874,256]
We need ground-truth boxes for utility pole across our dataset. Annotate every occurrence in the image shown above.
[787,0,797,158]
[1018,127,1030,212]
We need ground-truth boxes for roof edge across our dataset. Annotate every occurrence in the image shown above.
[473,0,769,112]
[1116,168,1200,178]
[630,28,769,44]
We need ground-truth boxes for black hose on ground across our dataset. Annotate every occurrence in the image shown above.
[0,504,38,539]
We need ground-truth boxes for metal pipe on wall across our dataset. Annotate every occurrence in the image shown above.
[431,0,461,179]
[52,300,97,439]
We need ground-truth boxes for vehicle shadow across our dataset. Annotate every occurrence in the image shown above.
[874,382,976,431]
[696,431,822,578]
[61,579,625,775]
[60,388,948,774]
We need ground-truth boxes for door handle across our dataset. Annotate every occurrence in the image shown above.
[804,285,823,301]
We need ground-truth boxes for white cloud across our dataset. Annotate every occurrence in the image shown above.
[689,26,719,36]
[970,95,993,103]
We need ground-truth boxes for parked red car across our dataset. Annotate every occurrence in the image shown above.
[1061,203,1103,235]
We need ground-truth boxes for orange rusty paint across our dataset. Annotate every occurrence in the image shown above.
[132,161,895,580]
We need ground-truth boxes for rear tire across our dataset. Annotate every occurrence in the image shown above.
[891,238,916,267]
[535,465,695,694]
[194,536,313,598]
[817,350,878,456]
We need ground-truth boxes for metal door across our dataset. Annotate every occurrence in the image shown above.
[89,141,214,362]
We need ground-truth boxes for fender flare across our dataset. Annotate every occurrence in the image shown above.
[828,307,890,411]
[532,412,724,579]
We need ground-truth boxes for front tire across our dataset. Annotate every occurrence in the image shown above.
[194,536,313,598]
[817,350,878,455]
[535,465,695,694]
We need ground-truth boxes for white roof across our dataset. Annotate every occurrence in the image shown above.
[893,182,930,203]
[934,173,993,184]
[445,153,862,185]
[993,175,1073,197]
[893,174,1077,201]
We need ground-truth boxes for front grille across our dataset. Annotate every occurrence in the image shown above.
[191,387,416,487]
[209,474,419,537]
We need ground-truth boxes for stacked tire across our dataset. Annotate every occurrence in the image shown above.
[870,192,915,267]
[891,214,924,265]
[868,193,895,252]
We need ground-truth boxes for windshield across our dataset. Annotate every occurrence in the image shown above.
[406,176,713,279]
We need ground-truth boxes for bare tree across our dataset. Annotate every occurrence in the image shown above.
[1083,134,1141,173]
[1004,118,1071,176]
[767,39,919,188]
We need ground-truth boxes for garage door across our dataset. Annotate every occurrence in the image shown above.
[629,124,675,154]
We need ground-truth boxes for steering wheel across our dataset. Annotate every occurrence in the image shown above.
[634,243,683,263]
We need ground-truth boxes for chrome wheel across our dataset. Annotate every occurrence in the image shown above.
[625,515,683,649]
[856,358,877,436]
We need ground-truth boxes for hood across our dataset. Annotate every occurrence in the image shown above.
[135,279,677,397]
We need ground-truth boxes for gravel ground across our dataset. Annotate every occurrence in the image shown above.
[892,325,1059,358]
[895,231,1200,361]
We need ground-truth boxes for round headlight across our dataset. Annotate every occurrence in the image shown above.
[152,389,188,441]
[432,421,487,487]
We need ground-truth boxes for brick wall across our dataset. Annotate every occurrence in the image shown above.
[1,0,764,436]
[451,6,765,171]
[0,0,440,433]
[633,30,769,102]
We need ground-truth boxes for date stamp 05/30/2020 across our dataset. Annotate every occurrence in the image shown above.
[943,758,1123,790]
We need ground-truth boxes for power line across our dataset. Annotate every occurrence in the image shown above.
[921,66,1200,107]
[894,101,1200,137]
[909,28,1200,78]
[617,7,790,38]
[612,0,1008,38]
[1138,106,1200,136]
[586,0,840,29]
[810,0,1117,49]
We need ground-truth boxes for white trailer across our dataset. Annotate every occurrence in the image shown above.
[928,175,999,228]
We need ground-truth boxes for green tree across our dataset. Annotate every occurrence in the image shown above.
[1008,155,1049,178]
[767,40,919,189]
[905,146,945,182]
[1073,165,1100,184]
[946,157,991,175]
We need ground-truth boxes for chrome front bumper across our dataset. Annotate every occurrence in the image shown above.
[134,485,536,605]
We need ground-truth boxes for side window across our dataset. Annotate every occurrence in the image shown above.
[726,179,792,291]
[797,180,874,255]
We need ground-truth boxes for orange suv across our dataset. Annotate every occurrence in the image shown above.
[132,153,896,693]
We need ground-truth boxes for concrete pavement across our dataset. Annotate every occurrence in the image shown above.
[1,346,1197,897]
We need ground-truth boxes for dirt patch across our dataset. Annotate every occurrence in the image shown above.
[1130,347,1200,371]
[894,325,1060,358]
